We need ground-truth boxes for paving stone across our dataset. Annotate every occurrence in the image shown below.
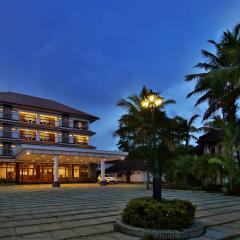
[15,225,42,235]
[0,184,240,240]
[22,232,54,240]
[49,229,80,239]
[204,229,232,239]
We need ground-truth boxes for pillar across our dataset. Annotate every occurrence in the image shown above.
[36,114,40,124]
[36,131,40,141]
[15,162,20,183]
[100,159,106,185]
[72,164,75,181]
[53,155,60,187]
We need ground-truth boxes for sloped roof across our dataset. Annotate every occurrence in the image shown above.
[0,92,99,122]
[197,129,224,144]
[106,159,147,173]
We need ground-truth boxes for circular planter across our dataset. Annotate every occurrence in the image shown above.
[114,220,205,240]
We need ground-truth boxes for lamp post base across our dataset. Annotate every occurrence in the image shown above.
[153,177,161,201]
[100,181,107,186]
[52,182,60,187]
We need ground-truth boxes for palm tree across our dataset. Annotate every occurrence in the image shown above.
[205,118,240,189]
[186,24,240,123]
[115,86,176,197]
[174,114,200,146]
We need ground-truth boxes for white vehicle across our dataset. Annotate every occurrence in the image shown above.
[97,174,118,184]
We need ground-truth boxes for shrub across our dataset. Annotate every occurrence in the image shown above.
[122,197,195,229]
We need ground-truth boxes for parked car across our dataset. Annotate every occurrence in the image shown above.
[97,174,118,184]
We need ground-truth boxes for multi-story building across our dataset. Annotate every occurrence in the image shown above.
[0,92,126,186]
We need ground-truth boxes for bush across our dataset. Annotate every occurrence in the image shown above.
[122,197,195,229]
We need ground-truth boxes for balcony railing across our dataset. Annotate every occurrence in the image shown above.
[0,149,13,156]
[20,115,37,124]
[0,130,19,139]
[20,134,37,141]
[0,112,90,131]
[39,136,56,143]
[0,130,89,146]
[40,119,57,127]
[73,138,88,145]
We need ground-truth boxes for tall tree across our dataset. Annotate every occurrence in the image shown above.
[115,86,176,192]
[174,114,200,146]
[186,23,240,123]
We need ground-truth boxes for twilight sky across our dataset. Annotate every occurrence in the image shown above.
[0,1,239,150]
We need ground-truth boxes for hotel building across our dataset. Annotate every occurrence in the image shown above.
[0,92,126,186]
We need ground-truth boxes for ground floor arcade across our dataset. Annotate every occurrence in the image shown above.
[0,144,127,185]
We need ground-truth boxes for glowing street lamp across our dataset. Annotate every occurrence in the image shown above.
[141,91,163,201]
[141,93,163,109]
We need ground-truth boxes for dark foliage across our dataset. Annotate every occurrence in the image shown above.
[122,197,195,229]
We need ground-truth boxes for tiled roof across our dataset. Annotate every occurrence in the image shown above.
[197,129,224,143]
[106,159,147,173]
[0,92,99,122]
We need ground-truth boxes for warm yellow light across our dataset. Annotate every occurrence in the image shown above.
[155,98,163,106]
[141,100,149,108]
[27,152,31,155]
[148,95,155,102]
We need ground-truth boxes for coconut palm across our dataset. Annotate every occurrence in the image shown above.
[205,118,240,189]
[186,24,240,123]
[174,114,200,146]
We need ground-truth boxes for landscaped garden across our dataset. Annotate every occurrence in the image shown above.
[114,23,240,239]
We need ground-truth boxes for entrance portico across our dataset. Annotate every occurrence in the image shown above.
[11,144,127,186]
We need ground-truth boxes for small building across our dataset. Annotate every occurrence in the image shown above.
[106,159,152,183]
[195,129,224,156]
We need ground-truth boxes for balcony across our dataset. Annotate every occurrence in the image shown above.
[73,136,88,145]
[0,110,19,120]
[40,115,57,127]
[2,149,13,156]
[73,120,88,130]
[39,132,56,143]
[19,130,37,141]
[19,113,37,124]
[0,130,19,139]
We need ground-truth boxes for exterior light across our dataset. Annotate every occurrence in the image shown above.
[155,97,163,106]
[148,94,155,102]
[141,100,150,108]
[27,152,31,155]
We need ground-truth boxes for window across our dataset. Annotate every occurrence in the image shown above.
[73,135,89,145]
[19,129,37,141]
[39,132,56,143]
[40,115,57,126]
[19,112,37,123]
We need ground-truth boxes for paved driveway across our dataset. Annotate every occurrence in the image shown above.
[0,184,239,240]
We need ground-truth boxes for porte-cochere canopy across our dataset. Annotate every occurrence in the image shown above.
[9,144,127,186]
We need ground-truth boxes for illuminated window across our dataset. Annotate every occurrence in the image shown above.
[19,112,37,123]
[40,114,57,126]
[73,135,89,145]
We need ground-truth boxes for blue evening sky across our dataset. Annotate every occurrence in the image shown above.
[0,1,239,150]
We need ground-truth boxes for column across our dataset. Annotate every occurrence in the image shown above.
[15,162,20,183]
[36,131,40,141]
[36,113,40,124]
[100,159,106,185]
[53,155,60,187]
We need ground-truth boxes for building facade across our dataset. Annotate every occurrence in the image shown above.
[0,92,126,185]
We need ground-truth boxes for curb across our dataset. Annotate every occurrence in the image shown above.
[114,220,206,239]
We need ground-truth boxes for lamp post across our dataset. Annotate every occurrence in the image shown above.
[141,92,163,201]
